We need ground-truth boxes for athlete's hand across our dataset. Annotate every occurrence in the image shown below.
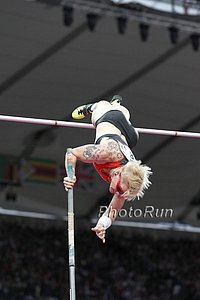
[91,224,106,243]
[63,176,76,191]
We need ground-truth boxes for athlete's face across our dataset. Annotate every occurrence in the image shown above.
[109,170,128,197]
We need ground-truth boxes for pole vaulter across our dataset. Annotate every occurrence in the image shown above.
[1,98,200,300]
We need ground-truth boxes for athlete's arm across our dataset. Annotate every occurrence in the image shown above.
[91,193,126,243]
[63,141,122,191]
[71,141,123,164]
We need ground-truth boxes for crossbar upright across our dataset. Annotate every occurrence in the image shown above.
[66,148,76,300]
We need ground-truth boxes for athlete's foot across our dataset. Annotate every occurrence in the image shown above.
[110,95,122,105]
[72,104,93,119]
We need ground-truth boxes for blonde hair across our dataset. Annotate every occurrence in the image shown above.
[121,160,152,201]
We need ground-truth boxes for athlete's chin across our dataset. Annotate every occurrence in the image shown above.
[109,187,115,194]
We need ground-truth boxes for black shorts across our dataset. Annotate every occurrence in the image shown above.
[95,110,139,149]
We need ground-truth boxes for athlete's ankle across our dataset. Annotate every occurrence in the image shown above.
[88,103,97,113]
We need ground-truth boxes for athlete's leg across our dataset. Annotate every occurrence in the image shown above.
[91,101,113,124]
[91,101,131,125]
[71,96,131,125]
[91,101,132,143]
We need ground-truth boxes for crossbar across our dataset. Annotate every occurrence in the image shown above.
[0,114,200,138]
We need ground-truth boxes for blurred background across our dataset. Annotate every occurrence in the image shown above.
[0,0,200,299]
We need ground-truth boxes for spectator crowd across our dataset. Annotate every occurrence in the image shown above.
[0,219,200,300]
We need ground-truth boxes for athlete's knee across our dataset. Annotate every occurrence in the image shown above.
[91,101,110,125]
[94,100,111,110]
[119,105,130,120]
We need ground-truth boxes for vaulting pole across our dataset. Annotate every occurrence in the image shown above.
[0,114,200,138]
[66,148,76,300]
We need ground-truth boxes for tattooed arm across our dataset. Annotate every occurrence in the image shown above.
[71,141,124,164]
[63,141,123,191]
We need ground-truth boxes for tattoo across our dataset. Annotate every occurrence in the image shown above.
[107,141,118,150]
[83,141,124,162]
[107,141,123,161]
[83,145,101,160]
